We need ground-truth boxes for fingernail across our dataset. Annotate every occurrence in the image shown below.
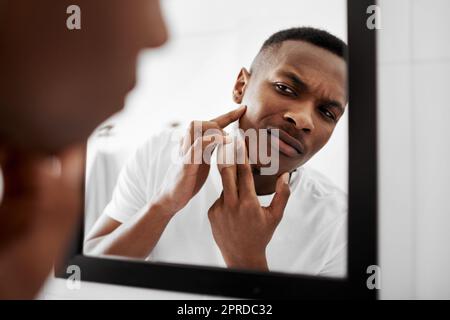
[282,172,289,184]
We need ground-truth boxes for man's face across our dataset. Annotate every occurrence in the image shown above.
[235,40,347,175]
[0,0,167,152]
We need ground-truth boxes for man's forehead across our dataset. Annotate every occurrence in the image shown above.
[274,40,346,80]
[263,41,347,103]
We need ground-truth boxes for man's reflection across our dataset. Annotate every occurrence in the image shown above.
[85,27,348,277]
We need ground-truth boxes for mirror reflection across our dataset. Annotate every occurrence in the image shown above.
[83,0,348,278]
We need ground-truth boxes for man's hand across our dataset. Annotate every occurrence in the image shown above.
[83,106,247,259]
[208,139,291,271]
[0,144,84,299]
[154,105,247,216]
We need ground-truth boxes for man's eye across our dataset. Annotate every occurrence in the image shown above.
[320,107,336,121]
[274,83,296,96]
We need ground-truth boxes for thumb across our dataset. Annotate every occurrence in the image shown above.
[268,172,291,221]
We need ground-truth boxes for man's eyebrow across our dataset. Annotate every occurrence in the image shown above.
[279,71,309,91]
[323,100,345,116]
[279,70,346,114]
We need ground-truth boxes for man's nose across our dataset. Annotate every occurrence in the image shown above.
[283,105,315,133]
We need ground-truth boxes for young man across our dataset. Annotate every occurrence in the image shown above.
[0,0,167,299]
[86,27,348,277]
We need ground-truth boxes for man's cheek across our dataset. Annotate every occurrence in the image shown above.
[311,134,332,156]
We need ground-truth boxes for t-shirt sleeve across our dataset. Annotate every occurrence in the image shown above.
[102,140,152,223]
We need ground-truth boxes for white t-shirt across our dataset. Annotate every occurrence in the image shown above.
[101,128,348,277]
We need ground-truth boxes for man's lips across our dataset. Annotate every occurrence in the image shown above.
[267,127,305,158]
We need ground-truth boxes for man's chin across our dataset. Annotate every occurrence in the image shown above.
[250,159,301,177]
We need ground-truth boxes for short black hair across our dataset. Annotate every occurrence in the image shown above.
[260,26,347,60]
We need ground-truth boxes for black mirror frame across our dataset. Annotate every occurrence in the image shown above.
[56,0,378,300]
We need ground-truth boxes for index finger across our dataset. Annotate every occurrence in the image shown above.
[210,105,246,128]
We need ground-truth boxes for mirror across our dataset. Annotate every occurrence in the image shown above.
[83,0,348,279]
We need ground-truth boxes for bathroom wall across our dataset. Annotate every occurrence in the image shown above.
[378,0,450,299]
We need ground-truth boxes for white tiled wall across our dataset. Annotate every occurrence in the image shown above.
[378,0,450,299]
[411,0,450,61]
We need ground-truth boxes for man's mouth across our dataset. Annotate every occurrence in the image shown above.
[267,127,305,158]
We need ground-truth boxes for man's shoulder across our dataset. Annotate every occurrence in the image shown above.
[137,127,184,155]
[127,127,184,177]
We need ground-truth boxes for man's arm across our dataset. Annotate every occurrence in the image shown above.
[84,202,173,259]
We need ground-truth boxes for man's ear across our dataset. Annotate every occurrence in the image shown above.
[232,68,251,104]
